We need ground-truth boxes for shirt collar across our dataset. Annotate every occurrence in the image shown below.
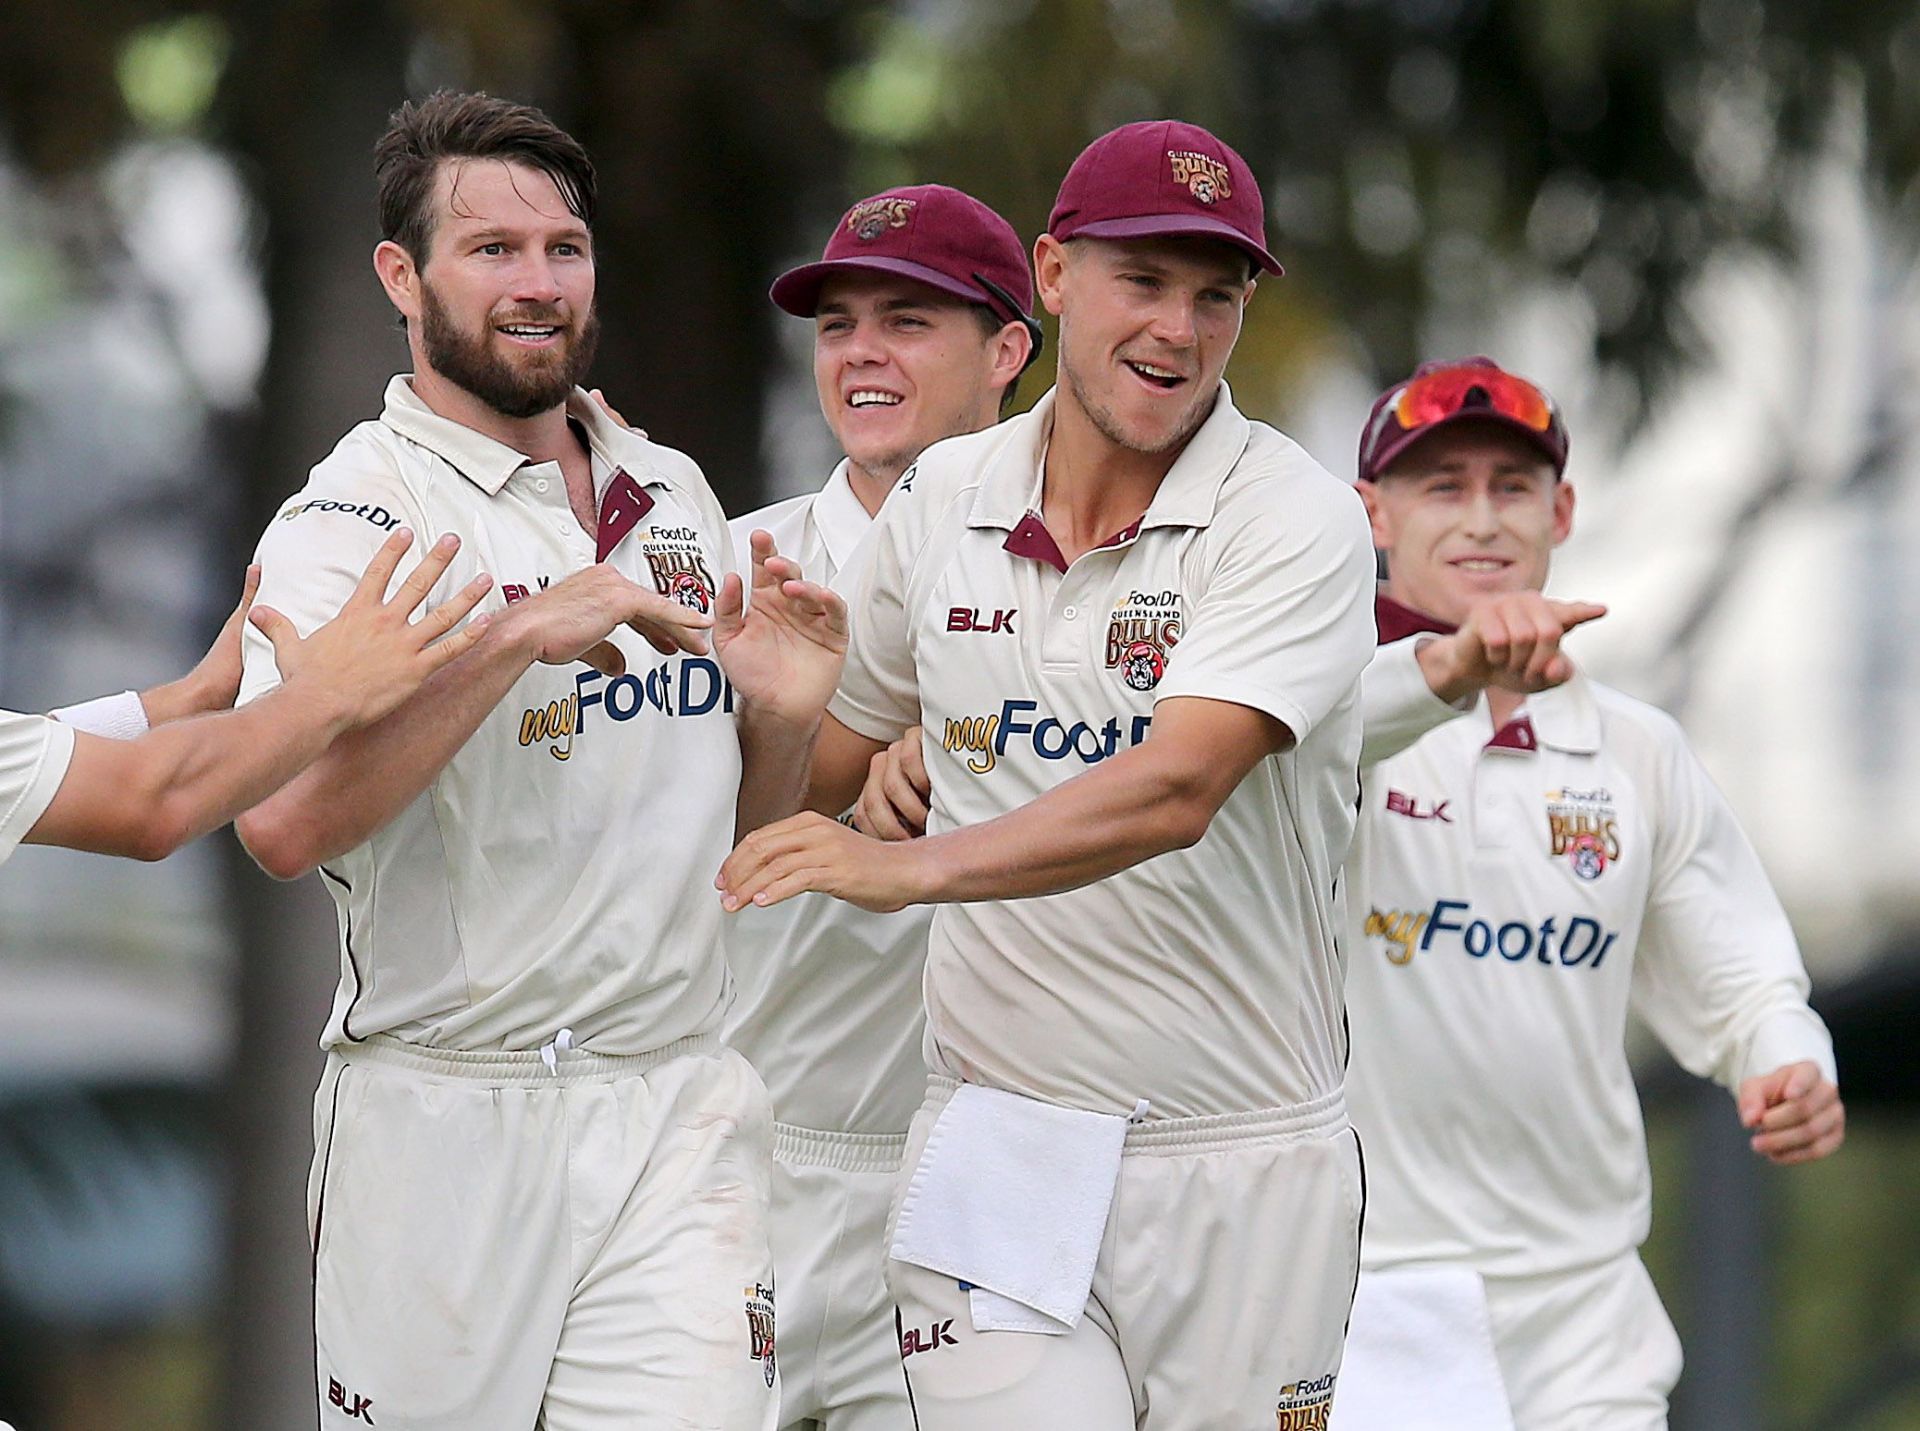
[1375,590,1455,644]
[379,376,680,498]
[1513,673,1602,755]
[967,381,1253,539]
[811,459,875,573]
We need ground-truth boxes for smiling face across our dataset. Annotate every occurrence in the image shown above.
[376,157,598,420]
[1038,234,1254,457]
[1361,419,1575,625]
[812,271,1023,488]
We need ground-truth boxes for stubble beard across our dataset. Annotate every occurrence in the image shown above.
[1058,340,1211,457]
[420,281,601,421]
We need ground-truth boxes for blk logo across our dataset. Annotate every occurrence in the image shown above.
[1385,788,1451,822]
[328,1376,375,1423]
[948,606,1016,634]
[900,1318,959,1358]
[501,576,553,605]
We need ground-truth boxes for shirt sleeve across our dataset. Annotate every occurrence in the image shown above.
[1629,719,1838,1090]
[1155,478,1376,741]
[827,472,925,743]
[1360,637,1472,768]
[237,471,429,708]
[0,709,76,866]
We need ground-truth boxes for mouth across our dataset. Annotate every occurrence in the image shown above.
[496,322,565,347]
[1448,557,1516,574]
[1121,358,1189,392]
[845,388,905,410]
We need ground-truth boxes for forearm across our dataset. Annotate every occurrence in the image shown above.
[899,743,1219,905]
[237,622,535,876]
[735,704,819,838]
[139,671,224,726]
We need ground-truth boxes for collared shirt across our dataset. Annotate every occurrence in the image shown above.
[1347,602,1837,1278]
[830,385,1377,1119]
[238,376,741,1057]
[0,710,73,866]
[722,460,935,1135]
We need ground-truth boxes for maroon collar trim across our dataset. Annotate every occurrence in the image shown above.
[1486,716,1537,752]
[1375,592,1455,645]
[1002,513,1143,574]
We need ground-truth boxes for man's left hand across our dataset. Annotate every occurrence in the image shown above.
[718,811,926,913]
[715,529,848,725]
[141,563,264,725]
[1737,1061,1845,1165]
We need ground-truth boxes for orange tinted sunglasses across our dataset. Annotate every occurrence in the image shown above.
[1387,364,1555,433]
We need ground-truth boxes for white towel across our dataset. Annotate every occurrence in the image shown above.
[1329,1266,1515,1431]
[890,1083,1130,1335]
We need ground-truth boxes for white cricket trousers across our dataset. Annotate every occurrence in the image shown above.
[886,1077,1364,1430]
[309,1034,780,1431]
[770,1125,916,1431]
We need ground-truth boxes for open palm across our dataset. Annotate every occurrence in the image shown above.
[714,529,848,725]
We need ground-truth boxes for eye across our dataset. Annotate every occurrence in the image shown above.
[819,318,852,336]
[1124,273,1159,291]
[552,242,583,258]
[1200,287,1235,306]
[1429,478,1464,495]
[892,314,929,330]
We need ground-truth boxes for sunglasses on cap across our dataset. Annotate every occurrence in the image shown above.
[1367,363,1559,449]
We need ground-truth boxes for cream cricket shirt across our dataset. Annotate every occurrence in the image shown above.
[0,710,73,867]
[830,386,1377,1120]
[723,461,934,1135]
[239,377,741,1057]
[1347,604,1837,1279]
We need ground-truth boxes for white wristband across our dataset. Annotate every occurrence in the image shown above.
[50,689,151,741]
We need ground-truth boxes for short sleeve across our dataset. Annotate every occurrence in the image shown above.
[1629,720,1837,1089]
[238,470,428,707]
[0,710,75,865]
[827,474,925,742]
[1155,477,1376,741]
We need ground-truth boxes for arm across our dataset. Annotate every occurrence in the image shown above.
[1627,719,1843,1165]
[719,696,1282,912]
[237,563,714,879]
[1362,592,1607,767]
[27,531,489,860]
[713,529,850,838]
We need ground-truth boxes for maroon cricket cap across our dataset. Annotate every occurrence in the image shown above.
[770,184,1034,326]
[1047,119,1283,277]
[1358,357,1571,483]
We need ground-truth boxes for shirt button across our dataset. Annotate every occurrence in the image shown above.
[1064,605,1079,619]
[535,478,551,493]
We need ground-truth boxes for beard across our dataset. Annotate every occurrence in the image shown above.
[419,282,600,420]
[1058,336,1213,457]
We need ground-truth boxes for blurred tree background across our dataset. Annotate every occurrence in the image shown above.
[0,1,1916,1427]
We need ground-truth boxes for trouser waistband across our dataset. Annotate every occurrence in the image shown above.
[922,1075,1349,1156]
[773,1123,909,1173]
[333,1031,719,1086]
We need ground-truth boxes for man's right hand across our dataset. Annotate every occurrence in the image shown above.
[491,563,714,676]
[852,726,930,841]
[1417,592,1607,704]
[249,529,493,731]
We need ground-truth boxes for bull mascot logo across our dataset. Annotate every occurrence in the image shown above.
[846,196,918,241]
[1167,151,1232,206]
[1568,832,1608,881]
[669,571,712,614]
[1122,640,1167,693]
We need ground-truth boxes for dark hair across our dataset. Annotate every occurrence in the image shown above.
[374,90,595,264]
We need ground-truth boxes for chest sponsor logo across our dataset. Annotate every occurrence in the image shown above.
[1275,1373,1335,1430]
[641,525,717,613]
[500,576,553,604]
[743,1281,776,1386]
[278,498,403,532]
[326,1376,375,1423]
[942,698,1153,775]
[1105,588,1183,692]
[948,606,1016,634]
[1364,899,1618,969]
[1546,785,1621,880]
[1384,788,1452,822]
[517,660,733,760]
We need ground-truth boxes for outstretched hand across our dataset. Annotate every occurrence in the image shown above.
[715,529,848,726]
[250,529,492,729]
[1420,592,1607,703]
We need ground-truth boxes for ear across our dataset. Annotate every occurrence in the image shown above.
[988,320,1034,391]
[1356,478,1395,552]
[1551,477,1576,548]
[1033,234,1069,319]
[373,239,422,324]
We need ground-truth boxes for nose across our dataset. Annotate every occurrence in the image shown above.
[841,317,888,367]
[1147,293,1197,349]
[511,250,565,307]
[1460,486,1500,539]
